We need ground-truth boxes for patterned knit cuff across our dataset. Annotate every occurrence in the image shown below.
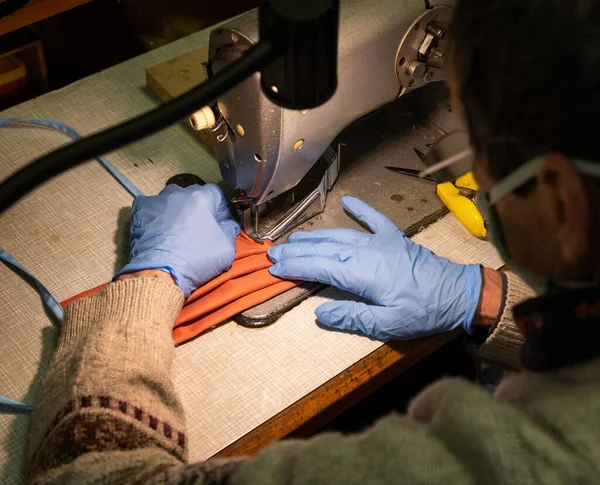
[58,277,183,355]
[30,278,186,470]
[474,272,534,370]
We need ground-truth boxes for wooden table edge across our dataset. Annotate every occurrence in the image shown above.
[0,0,95,37]
[213,330,460,458]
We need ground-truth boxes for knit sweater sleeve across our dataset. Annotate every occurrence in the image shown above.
[27,272,537,485]
[27,278,245,485]
[474,272,535,370]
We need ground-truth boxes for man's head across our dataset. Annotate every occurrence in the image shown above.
[448,0,600,284]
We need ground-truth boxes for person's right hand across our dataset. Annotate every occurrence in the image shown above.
[116,184,240,298]
[268,197,482,340]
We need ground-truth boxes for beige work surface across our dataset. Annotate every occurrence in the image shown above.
[0,26,503,485]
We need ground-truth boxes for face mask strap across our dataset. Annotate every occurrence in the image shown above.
[489,157,600,207]
[417,148,473,179]
[575,159,600,178]
[488,157,545,206]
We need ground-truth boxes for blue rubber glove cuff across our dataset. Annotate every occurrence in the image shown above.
[114,263,179,286]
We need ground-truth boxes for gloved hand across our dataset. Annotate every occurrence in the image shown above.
[116,184,240,298]
[268,197,482,340]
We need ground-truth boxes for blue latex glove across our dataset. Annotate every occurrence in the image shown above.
[116,184,240,298]
[268,197,482,340]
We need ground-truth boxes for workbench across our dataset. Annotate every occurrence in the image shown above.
[0,21,503,485]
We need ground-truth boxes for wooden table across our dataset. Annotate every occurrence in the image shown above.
[216,331,459,457]
[0,0,94,37]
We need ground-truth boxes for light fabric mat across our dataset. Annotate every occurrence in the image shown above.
[0,28,503,485]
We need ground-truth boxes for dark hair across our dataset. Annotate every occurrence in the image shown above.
[448,0,600,191]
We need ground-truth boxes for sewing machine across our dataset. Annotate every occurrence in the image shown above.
[194,0,457,240]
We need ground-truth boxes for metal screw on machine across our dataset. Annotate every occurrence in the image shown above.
[406,60,426,80]
[426,22,448,40]
[430,46,444,58]
[425,70,435,82]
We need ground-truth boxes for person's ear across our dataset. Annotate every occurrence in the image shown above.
[538,154,591,264]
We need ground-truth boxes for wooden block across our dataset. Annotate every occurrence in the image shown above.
[146,47,208,101]
[146,46,213,146]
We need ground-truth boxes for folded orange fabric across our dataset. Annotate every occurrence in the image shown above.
[61,232,299,345]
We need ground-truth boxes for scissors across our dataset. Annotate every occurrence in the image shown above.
[385,144,487,238]
[384,165,438,182]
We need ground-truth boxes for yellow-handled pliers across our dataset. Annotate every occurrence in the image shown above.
[436,174,486,238]
[385,165,487,238]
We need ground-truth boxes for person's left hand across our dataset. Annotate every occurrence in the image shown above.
[267,197,482,340]
[116,184,240,298]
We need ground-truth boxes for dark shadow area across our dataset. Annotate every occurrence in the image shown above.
[38,0,147,90]
[331,83,451,178]
[113,206,132,274]
[1,0,259,110]
[119,0,258,50]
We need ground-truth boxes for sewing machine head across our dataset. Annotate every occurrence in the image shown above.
[199,0,456,240]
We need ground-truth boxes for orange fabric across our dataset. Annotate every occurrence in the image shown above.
[61,232,300,345]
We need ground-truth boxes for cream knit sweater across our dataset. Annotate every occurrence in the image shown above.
[28,273,600,485]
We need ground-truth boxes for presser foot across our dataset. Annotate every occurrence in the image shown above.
[235,145,341,242]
